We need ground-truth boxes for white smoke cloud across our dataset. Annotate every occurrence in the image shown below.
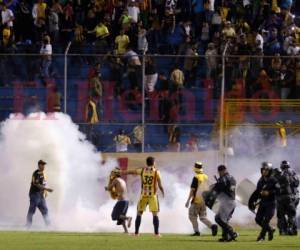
[0,113,298,233]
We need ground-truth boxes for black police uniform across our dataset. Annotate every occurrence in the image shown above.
[277,167,299,235]
[253,174,278,241]
[214,172,238,242]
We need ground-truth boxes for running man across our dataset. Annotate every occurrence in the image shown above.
[106,168,132,233]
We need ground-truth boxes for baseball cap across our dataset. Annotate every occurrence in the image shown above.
[38,160,47,165]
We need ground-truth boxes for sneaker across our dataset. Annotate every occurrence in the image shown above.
[127,217,132,228]
[154,233,162,237]
[191,232,200,236]
[211,224,218,236]
[228,232,238,241]
[256,236,265,242]
[268,228,275,241]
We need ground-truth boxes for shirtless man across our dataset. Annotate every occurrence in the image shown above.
[105,168,132,233]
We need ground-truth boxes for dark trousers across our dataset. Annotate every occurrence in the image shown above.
[111,200,129,225]
[277,196,297,234]
[215,209,235,240]
[255,201,275,237]
[26,192,49,227]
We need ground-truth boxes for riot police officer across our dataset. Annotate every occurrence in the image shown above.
[249,162,277,242]
[213,165,238,242]
[276,160,299,235]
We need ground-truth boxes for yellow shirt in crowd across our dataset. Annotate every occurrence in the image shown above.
[115,34,130,54]
[94,24,109,39]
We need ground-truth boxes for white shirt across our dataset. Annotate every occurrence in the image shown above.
[1,9,14,27]
[287,45,300,55]
[40,44,52,55]
[127,6,140,23]
[115,141,128,152]
[114,134,130,152]
[255,34,264,50]
[124,50,141,65]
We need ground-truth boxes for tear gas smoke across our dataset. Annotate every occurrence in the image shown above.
[0,113,298,232]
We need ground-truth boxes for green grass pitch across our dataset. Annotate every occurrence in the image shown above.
[0,230,299,250]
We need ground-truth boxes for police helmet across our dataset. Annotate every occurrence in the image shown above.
[280,160,290,169]
[261,162,272,173]
[272,168,282,178]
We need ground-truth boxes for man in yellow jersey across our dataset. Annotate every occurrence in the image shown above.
[121,156,164,236]
[185,162,218,236]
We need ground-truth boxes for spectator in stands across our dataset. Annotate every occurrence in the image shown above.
[137,21,148,54]
[167,124,180,152]
[183,42,198,87]
[40,35,52,83]
[132,124,143,152]
[92,20,110,54]
[127,0,140,24]
[145,56,158,93]
[124,45,142,89]
[2,24,11,47]
[52,0,63,15]
[205,42,218,79]
[85,96,99,145]
[286,37,300,55]
[73,22,85,52]
[85,8,97,44]
[119,9,132,31]
[265,28,281,55]
[253,30,264,51]
[48,8,59,45]
[201,22,210,48]
[85,96,99,124]
[253,69,272,94]
[88,62,103,118]
[185,133,199,152]
[60,3,75,49]
[32,0,47,42]
[14,0,32,42]
[170,64,185,91]
[1,3,14,30]
[279,64,294,99]
[158,72,171,122]
[192,0,205,31]
[108,56,124,98]
[115,29,130,55]
[47,86,62,113]
[114,129,131,152]
[222,21,236,40]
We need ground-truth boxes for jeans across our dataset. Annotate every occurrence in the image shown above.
[41,59,52,78]
[26,192,50,227]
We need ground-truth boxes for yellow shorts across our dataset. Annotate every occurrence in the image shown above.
[137,195,159,212]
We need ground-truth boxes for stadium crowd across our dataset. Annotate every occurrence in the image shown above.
[0,0,299,97]
[0,1,300,152]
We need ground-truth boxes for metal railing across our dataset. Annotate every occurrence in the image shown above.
[0,52,299,157]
